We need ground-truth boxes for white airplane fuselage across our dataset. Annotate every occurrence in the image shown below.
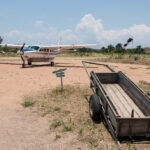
[17,46,60,61]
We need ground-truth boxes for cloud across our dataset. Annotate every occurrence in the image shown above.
[75,14,150,47]
[2,14,150,47]
[35,20,44,27]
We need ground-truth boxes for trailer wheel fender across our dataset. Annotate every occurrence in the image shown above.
[89,94,101,122]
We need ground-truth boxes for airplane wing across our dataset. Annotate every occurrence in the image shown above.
[39,44,98,50]
[0,43,97,50]
[0,44,27,49]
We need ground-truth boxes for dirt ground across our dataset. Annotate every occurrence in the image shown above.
[0,57,150,150]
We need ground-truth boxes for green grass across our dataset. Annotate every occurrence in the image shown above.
[50,121,63,128]
[50,119,74,132]
[79,128,83,136]
[63,125,73,132]
[55,134,61,140]
[22,96,36,107]
[22,101,35,107]
[0,53,18,57]
[54,107,61,111]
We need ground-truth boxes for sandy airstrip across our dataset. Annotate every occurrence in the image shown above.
[0,57,150,150]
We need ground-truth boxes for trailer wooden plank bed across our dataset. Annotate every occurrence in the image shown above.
[103,84,144,118]
[82,61,150,143]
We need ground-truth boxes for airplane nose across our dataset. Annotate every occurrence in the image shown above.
[17,50,22,54]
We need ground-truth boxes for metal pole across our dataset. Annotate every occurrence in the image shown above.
[60,72,63,92]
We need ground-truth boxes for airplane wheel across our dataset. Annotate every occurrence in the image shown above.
[50,61,54,66]
[28,61,32,65]
[22,64,26,68]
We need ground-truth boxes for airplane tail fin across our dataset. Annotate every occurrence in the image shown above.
[58,37,62,46]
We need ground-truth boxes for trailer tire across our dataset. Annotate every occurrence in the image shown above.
[89,94,101,122]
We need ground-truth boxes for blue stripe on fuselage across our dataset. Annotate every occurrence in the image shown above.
[22,48,34,52]
[17,48,36,53]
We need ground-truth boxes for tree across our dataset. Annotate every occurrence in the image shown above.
[107,44,115,52]
[100,46,108,53]
[115,43,124,53]
[0,36,3,44]
[135,45,144,54]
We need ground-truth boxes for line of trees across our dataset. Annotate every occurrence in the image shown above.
[100,43,145,54]
[78,43,145,54]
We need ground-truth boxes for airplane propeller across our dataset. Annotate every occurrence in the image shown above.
[19,43,26,68]
[20,43,26,52]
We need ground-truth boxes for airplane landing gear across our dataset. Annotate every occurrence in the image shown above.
[22,63,26,68]
[50,61,54,66]
[21,56,26,68]
[28,61,32,65]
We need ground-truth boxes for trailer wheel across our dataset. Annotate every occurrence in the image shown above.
[89,94,101,122]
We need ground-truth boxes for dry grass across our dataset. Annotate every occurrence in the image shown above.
[90,54,150,66]
[23,85,144,149]
[146,67,150,69]
[138,80,150,94]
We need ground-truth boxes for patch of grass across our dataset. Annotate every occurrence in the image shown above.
[129,67,139,69]
[22,101,35,107]
[55,134,61,140]
[62,118,75,132]
[41,85,91,103]
[80,135,98,147]
[0,53,18,57]
[79,128,83,136]
[41,110,50,117]
[22,96,36,107]
[50,121,63,129]
[62,110,70,115]
[49,85,81,98]
[63,125,73,132]
[54,107,61,111]
[138,80,150,93]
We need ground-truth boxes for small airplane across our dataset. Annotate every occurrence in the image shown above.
[0,43,97,68]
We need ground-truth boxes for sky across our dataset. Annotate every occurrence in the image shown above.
[0,0,150,47]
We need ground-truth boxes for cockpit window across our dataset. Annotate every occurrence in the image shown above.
[27,46,40,50]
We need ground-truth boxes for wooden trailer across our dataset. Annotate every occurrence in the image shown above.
[82,61,150,143]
